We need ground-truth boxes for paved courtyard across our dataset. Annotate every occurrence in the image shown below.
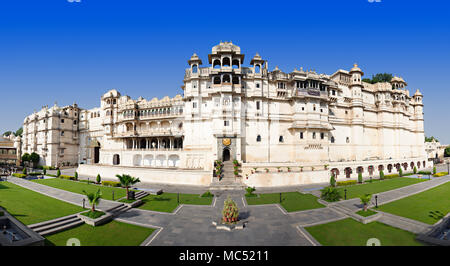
[4,167,450,246]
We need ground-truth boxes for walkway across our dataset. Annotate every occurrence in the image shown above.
[7,176,123,212]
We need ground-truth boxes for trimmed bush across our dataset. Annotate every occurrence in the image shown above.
[22,168,27,175]
[358,173,363,184]
[60,175,75,180]
[12,173,27,178]
[337,180,357,186]
[433,166,437,175]
[330,174,336,187]
[413,166,417,174]
[379,170,384,180]
[433,172,448,177]
[29,172,42,176]
[43,168,46,175]
[56,169,61,177]
[384,174,399,179]
[201,191,214,198]
[101,181,121,187]
[45,174,57,177]
[399,168,403,177]
[246,186,256,195]
[96,174,101,184]
[418,171,431,175]
[74,172,78,180]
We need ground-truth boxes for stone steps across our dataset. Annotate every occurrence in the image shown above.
[107,204,131,216]
[134,191,149,200]
[29,214,84,236]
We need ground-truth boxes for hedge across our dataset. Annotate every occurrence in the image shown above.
[12,173,27,178]
[79,180,95,184]
[433,172,448,177]
[59,175,76,180]
[418,171,432,175]
[337,180,357,186]
[101,181,122,187]
[28,172,42,176]
[384,174,399,179]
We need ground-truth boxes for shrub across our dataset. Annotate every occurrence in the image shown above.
[379,170,384,180]
[413,166,417,174]
[246,186,256,195]
[60,175,75,180]
[320,187,342,202]
[433,172,448,177]
[74,171,78,180]
[398,168,403,177]
[45,174,57,177]
[433,166,437,175]
[29,172,41,176]
[22,168,27,175]
[96,174,101,184]
[384,174,399,179]
[337,180,357,186]
[418,171,431,175]
[43,168,46,175]
[358,173,363,184]
[201,191,214,198]
[101,181,121,187]
[56,169,61,177]
[12,173,27,178]
[330,174,336,187]
[79,180,95,184]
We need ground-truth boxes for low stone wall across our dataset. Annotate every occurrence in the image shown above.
[77,164,212,186]
[243,170,329,187]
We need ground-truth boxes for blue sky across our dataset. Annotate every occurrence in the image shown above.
[1,0,449,143]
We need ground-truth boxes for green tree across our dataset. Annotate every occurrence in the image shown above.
[14,127,23,137]
[29,152,40,168]
[358,172,363,184]
[433,166,437,175]
[96,174,101,184]
[379,170,384,180]
[320,187,342,202]
[21,153,30,163]
[74,171,78,180]
[43,168,46,175]
[360,194,372,211]
[83,189,102,212]
[425,136,439,142]
[330,174,336,187]
[56,169,61,177]
[413,166,417,174]
[3,131,12,137]
[445,146,450,157]
[22,168,27,175]
[399,168,403,177]
[363,73,393,84]
[116,174,141,200]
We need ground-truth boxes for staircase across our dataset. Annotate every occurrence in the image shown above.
[134,190,149,200]
[29,214,84,236]
[106,204,131,216]
[210,161,245,190]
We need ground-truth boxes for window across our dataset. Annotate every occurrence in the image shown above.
[320,109,323,113]
[279,136,284,143]
[313,105,316,111]
[193,102,197,108]
[331,136,335,143]
[61,119,65,123]
[256,101,260,110]
[61,131,65,136]
[346,137,350,143]
[300,132,304,139]
[256,83,260,88]
[301,107,305,111]
[224,121,230,126]
[320,133,324,140]
[312,132,316,139]
[73,120,77,125]
[256,135,261,142]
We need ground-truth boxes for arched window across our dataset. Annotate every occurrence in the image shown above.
[213,59,221,69]
[113,154,120,165]
[255,65,261,73]
[279,136,284,143]
[192,64,198,73]
[256,135,261,142]
[222,74,231,83]
[232,76,239,84]
[213,76,221,84]
[331,136,335,143]
[232,59,240,69]
[222,57,230,67]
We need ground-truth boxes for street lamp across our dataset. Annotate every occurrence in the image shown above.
[344,189,347,200]
[375,195,378,208]
[447,161,449,174]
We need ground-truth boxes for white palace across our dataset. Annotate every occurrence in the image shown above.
[21,42,430,187]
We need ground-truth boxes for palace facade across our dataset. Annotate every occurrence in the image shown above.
[21,42,430,186]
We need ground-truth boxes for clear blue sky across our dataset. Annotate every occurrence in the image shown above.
[1,0,449,143]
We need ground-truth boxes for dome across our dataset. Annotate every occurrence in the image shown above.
[211,41,241,54]
[349,63,364,75]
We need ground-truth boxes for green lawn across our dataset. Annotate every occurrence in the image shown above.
[45,220,155,246]
[377,181,450,225]
[33,178,127,200]
[337,177,426,199]
[0,182,83,225]
[305,218,423,246]
[138,193,213,213]
[245,192,324,212]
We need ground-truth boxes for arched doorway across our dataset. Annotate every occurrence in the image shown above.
[113,154,120,165]
[344,167,352,178]
[222,148,231,161]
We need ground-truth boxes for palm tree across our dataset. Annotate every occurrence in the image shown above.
[359,194,372,211]
[116,174,141,200]
[83,189,102,212]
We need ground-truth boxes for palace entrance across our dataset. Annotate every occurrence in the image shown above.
[222,148,231,161]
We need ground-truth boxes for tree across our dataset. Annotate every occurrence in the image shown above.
[21,153,30,163]
[74,171,78,180]
[320,187,342,202]
[413,166,417,174]
[399,168,403,177]
[425,136,439,142]
[96,174,101,184]
[358,172,363,184]
[445,146,450,157]
[116,174,141,200]
[56,169,61,177]
[363,73,393,84]
[379,170,384,180]
[3,131,12,137]
[14,127,23,137]
[433,166,437,175]
[29,152,40,168]
[83,189,102,212]
[360,194,372,211]
[330,174,336,187]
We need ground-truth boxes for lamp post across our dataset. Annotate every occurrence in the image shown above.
[375,195,378,208]
[177,193,180,204]
[82,198,85,209]
[447,161,449,174]
[112,191,114,201]
[279,192,282,203]
[344,189,347,200]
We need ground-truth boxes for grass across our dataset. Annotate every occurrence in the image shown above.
[356,209,377,217]
[377,181,450,225]
[336,177,426,199]
[245,192,324,212]
[305,218,423,246]
[32,178,127,200]
[80,210,105,219]
[45,220,155,246]
[0,182,83,225]
[138,192,213,212]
